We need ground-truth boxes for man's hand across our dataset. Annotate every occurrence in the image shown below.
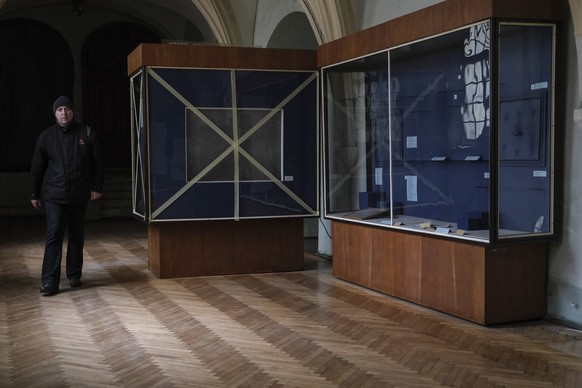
[31,199,42,209]
[90,191,102,201]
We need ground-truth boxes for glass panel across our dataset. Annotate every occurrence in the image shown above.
[147,68,231,220]
[186,107,235,182]
[236,71,319,217]
[497,24,555,239]
[322,20,556,243]
[390,22,490,238]
[323,52,390,222]
[323,22,492,241]
[144,68,318,221]
[236,71,318,218]
[390,22,491,239]
[130,71,146,220]
[186,107,282,182]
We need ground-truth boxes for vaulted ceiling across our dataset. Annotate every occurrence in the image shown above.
[190,0,354,45]
[0,0,577,47]
[0,0,377,46]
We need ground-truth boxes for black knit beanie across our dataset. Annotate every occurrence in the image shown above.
[53,96,73,114]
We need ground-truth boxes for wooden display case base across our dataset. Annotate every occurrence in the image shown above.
[148,218,304,279]
[332,221,548,325]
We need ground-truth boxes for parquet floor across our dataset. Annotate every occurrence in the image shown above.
[1,218,582,387]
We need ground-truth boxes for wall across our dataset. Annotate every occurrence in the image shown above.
[254,0,304,48]
[547,2,582,328]
[355,0,444,30]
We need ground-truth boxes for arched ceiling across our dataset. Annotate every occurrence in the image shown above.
[188,0,353,46]
[190,0,245,45]
[299,0,354,44]
[0,0,349,47]
[0,0,214,42]
[0,0,577,47]
[570,0,582,34]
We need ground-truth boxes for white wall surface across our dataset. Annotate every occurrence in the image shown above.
[547,3,582,326]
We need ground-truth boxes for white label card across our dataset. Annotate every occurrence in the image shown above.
[405,175,418,202]
[406,136,418,149]
[375,168,383,186]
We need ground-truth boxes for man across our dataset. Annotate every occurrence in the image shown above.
[30,96,104,296]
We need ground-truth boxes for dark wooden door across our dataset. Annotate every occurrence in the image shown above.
[82,23,159,169]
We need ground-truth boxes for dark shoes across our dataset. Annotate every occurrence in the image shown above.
[69,278,82,288]
[40,284,59,296]
[39,278,82,296]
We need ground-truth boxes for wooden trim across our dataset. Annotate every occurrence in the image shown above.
[484,243,548,324]
[492,0,563,20]
[332,221,547,325]
[128,43,317,75]
[148,218,304,278]
[317,0,562,68]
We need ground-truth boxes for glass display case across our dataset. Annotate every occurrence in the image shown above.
[130,66,319,222]
[322,20,556,243]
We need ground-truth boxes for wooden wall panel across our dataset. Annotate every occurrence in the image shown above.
[369,230,397,296]
[148,218,304,278]
[331,221,548,325]
[420,238,457,315]
[492,0,563,20]
[484,243,548,324]
[330,221,350,281]
[128,44,317,75]
[347,225,373,288]
[392,232,422,302]
[148,225,161,276]
[371,230,422,303]
[452,242,486,323]
[332,221,373,288]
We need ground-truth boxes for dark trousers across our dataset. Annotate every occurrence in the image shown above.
[41,200,88,287]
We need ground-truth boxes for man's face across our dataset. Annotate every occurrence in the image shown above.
[55,106,74,127]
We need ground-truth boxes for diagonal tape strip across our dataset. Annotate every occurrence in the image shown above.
[239,72,317,145]
[148,68,234,146]
[239,147,315,214]
[149,68,317,219]
[152,147,234,219]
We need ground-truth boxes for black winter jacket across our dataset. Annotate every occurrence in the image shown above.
[30,121,104,204]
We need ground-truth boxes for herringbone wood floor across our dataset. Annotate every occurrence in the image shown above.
[1,218,582,387]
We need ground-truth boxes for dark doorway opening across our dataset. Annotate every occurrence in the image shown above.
[0,18,74,172]
[82,23,159,170]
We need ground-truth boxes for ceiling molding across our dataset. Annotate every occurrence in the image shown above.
[190,0,241,45]
[570,0,582,35]
[299,0,354,44]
